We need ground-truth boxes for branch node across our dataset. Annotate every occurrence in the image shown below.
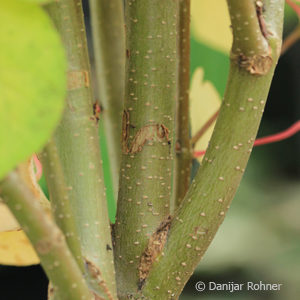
[231,51,273,75]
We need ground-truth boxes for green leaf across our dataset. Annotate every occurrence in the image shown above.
[190,1,230,97]
[190,38,229,97]
[0,0,66,179]
[21,0,53,4]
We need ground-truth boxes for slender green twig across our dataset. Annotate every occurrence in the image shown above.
[89,0,125,201]
[113,1,178,298]
[138,1,285,298]
[173,0,192,209]
[0,169,93,300]
[43,1,117,298]
[40,140,84,271]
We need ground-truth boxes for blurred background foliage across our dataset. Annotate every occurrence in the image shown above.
[1,1,300,299]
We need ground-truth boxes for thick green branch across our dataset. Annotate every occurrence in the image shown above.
[174,0,192,209]
[0,169,92,300]
[114,1,178,298]
[138,0,284,299]
[89,0,125,201]
[43,1,117,299]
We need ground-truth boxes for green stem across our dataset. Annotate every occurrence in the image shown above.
[173,0,192,209]
[138,0,284,298]
[89,0,125,202]
[0,169,93,300]
[43,1,117,299]
[227,0,269,56]
[113,1,178,298]
[40,140,84,271]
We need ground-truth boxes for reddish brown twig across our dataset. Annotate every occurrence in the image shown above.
[194,120,300,157]
[191,109,219,146]
[286,0,300,17]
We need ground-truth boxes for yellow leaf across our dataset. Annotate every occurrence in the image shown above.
[191,0,232,54]
[0,202,20,232]
[190,68,221,162]
[0,158,50,265]
[0,230,39,266]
